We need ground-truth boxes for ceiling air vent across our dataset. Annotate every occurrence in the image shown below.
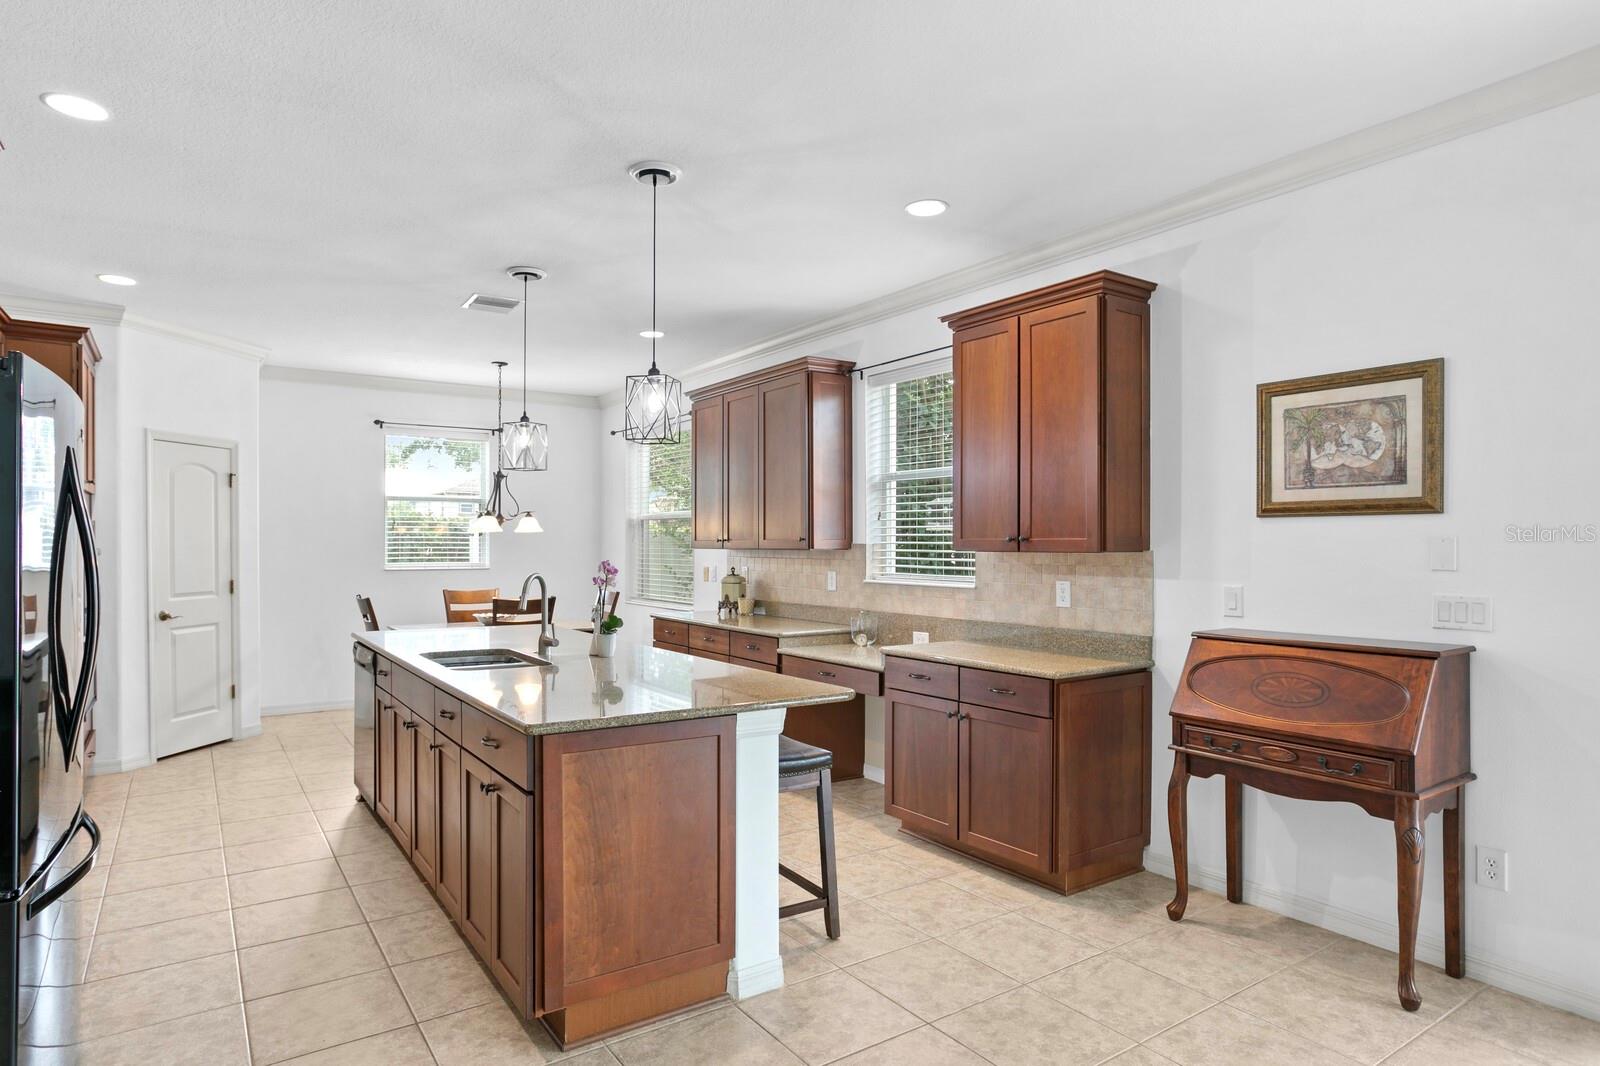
[461,293,521,313]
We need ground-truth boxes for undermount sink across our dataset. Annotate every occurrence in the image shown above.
[422,649,552,671]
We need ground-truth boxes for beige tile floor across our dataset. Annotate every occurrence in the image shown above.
[24,708,1600,1065]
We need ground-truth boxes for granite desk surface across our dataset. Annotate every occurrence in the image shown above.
[877,640,1153,681]
[651,611,850,639]
[355,625,854,735]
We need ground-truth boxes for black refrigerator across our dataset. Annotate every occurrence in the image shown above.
[0,351,101,1063]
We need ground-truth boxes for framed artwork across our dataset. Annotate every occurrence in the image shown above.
[1257,358,1442,516]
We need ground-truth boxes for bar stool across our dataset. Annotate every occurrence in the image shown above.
[777,736,841,938]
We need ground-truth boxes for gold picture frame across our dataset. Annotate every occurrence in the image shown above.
[1257,358,1443,516]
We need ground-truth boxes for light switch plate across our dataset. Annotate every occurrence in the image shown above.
[826,570,837,591]
[1433,594,1492,631]
[1055,580,1072,608]
[912,631,930,644]
[1222,585,1244,618]
[1429,536,1459,571]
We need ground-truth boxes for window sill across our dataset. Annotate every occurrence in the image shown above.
[863,575,976,591]
[383,563,491,572]
[627,597,692,613]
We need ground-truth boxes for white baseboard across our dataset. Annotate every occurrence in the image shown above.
[1144,851,1600,1022]
[862,763,885,784]
[262,702,355,717]
[235,723,263,740]
[89,753,154,774]
[726,956,785,1000]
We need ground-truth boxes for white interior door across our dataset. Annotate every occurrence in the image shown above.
[149,438,236,758]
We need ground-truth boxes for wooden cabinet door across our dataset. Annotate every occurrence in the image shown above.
[884,690,959,841]
[722,385,760,549]
[393,706,415,854]
[487,773,530,1008]
[376,697,397,829]
[758,372,811,548]
[435,736,465,920]
[411,721,439,887]
[459,753,495,958]
[691,396,726,547]
[78,352,96,493]
[958,703,1054,874]
[1020,296,1102,552]
[952,319,1020,551]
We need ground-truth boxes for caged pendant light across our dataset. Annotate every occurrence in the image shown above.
[623,161,685,444]
[501,266,550,471]
[470,360,544,534]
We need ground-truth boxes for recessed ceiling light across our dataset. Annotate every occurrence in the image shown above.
[41,93,110,121]
[904,199,948,217]
[639,330,665,339]
[97,274,137,286]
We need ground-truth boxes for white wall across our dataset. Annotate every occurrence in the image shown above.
[258,370,602,711]
[599,94,1600,1015]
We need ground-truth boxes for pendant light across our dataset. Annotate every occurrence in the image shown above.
[470,361,544,534]
[623,161,685,444]
[501,266,550,471]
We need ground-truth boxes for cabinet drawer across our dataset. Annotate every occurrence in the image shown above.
[959,667,1051,718]
[375,655,395,694]
[730,656,777,674]
[432,690,463,745]
[688,625,731,656]
[689,648,730,663]
[652,617,689,647]
[1181,726,1395,788]
[781,655,881,697]
[727,633,779,665]
[461,704,534,791]
[883,656,959,700]
[392,665,435,724]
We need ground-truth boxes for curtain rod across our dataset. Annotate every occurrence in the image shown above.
[373,418,498,435]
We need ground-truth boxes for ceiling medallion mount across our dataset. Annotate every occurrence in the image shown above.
[628,161,682,186]
[623,161,686,445]
[500,265,550,473]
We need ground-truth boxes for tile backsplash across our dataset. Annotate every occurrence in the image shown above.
[727,546,1152,637]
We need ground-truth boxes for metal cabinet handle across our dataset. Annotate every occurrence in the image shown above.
[156,610,181,621]
[1316,755,1365,777]
[945,709,957,719]
[819,670,837,678]
[908,672,932,681]
[988,687,1016,696]
[481,782,499,795]
[437,709,455,720]
[401,720,416,732]
[427,742,440,752]
[1018,536,1030,544]
[1004,535,1019,543]
[376,668,390,677]
[479,736,500,750]
[1201,734,1241,754]
[744,643,759,651]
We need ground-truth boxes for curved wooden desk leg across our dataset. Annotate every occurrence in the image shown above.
[1166,753,1189,921]
[1395,796,1425,1011]
[1444,787,1465,978]
[1225,777,1243,904]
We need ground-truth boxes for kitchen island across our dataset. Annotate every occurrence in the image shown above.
[351,625,854,1047]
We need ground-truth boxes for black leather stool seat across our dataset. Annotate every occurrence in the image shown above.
[779,736,834,778]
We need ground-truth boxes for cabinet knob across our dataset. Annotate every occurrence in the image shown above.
[427,742,440,752]
[482,782,499,795]
[945,709,957,719]
[438,709,455,720]
[1018,536,1031,544]
[376,668,389,677]
[401,720,416,731]
[1004,535,1019,543]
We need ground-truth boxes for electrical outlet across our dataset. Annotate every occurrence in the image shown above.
[1222,585,1244,617]
[1055,580,1072,608]
[826,570,837,592]
[1476,845,1508,891]
[1433,594,1492,631]
[912,631,930,644]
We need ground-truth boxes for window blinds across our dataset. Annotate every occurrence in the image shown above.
[383,434,491,569]
[626,427,693,604]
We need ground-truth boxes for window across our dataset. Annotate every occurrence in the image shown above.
[866,360,975,585]
[626,424,693,605]
[383,434,491,569]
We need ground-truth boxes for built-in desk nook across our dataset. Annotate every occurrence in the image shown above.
[1165,629,1475,1013]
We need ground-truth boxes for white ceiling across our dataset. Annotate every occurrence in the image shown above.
[7,0,1600,395]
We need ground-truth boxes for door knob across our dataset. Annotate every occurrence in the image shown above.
[157,610,180,621]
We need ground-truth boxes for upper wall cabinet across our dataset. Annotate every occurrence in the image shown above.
[0,309,103,494]
[941,270,1155,553]
[690,356,854,551]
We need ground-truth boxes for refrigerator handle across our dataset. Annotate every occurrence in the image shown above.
[25,813,101,920]
[47,448,100,766]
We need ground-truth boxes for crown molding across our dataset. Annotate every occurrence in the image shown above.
[0,290,126,330]
[261,363,603,409]
[676,44,1600,387]
[121,312,270,363]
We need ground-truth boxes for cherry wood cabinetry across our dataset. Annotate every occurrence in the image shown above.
[942,271,1155,553]
[884,655,1151,893]
[411,720,440,886]
[0,310,102,493]
[434,734,465,919]
[690,356,854,551]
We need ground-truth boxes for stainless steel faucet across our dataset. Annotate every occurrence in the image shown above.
[516,573,559,655]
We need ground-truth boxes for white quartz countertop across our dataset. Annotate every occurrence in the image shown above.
[355,625,854,735]
[779,643,885,672]
[653,612,850,639]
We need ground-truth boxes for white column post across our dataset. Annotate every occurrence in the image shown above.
[728,705,786,999]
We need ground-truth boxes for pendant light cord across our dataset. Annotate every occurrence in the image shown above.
[650,173,659,374]
[520,273,530,420]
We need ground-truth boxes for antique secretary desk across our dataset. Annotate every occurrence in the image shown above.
[1165,629,1474,1012]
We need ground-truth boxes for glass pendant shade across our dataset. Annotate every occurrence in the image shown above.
[501,416,549,471]
[624,367,684,444]
[469,511,503,534]
[509,511,544,533]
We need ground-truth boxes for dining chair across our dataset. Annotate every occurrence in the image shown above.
[442,587,498,624]
[355,594,380,632]
[488,595,556,624]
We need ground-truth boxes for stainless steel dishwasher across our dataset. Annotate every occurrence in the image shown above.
[352,643,377,809]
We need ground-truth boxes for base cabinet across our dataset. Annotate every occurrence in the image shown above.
[884,657,1151,893]
[411,721,439,886]
[435,737,464,919]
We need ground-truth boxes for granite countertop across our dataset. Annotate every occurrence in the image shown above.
[653,611,850,639]
[779,642,885,672]
[878,640,1153,681]
[355,625,854,735]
